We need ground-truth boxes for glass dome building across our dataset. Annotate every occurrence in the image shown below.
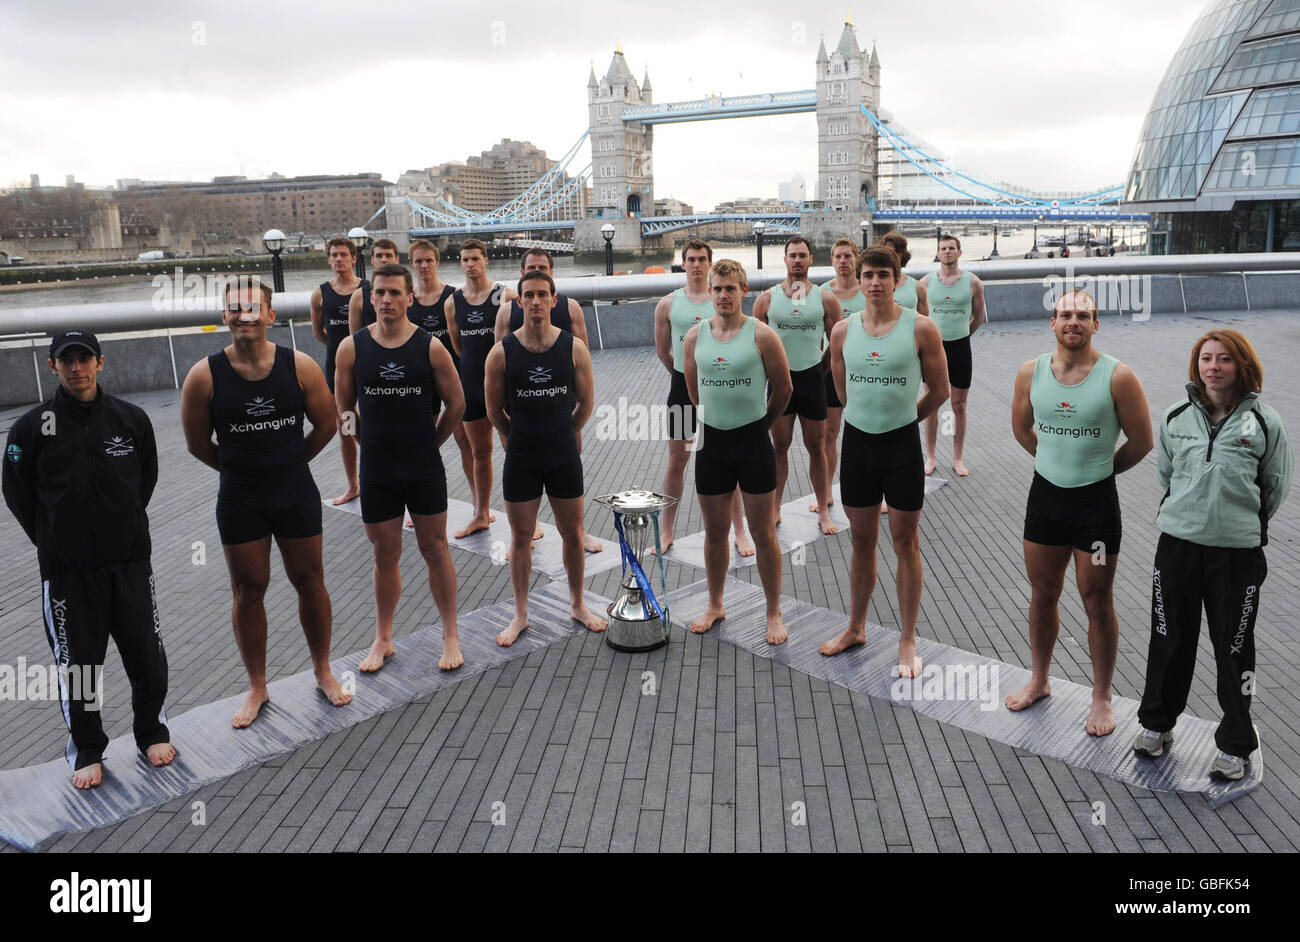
[1126,0,1300,253]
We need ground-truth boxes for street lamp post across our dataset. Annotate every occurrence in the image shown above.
[348,226,370,280]
[859,218,870,249]
[934,223,942,262]
[990,223,1000,259]
[601,223,616,276]
[262,228,286,293]
[753,221,767,270]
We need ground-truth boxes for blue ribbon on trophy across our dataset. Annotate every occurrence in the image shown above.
[613,510,667,623]
[595,489,678,652]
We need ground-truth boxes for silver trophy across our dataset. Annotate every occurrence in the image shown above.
[592,488,678,652]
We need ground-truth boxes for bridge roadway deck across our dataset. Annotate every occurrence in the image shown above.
[1,309,1297,853]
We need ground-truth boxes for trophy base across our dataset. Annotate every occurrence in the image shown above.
[604,614,670,653]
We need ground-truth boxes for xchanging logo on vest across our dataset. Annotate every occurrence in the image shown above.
[229,415,297,433]
[515,384,569,399]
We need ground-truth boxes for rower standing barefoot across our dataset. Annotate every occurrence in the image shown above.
[181,277,352,728]
[446,239,514,539]
[308,236,363,505]
[921,234,984,476]
[335,264,466,673]
[815,244,947,677]
[684,260,791,645]
[485,269,606,646]
[1006,289,1152,735]
[652,239,753,557]
[753,236,842,535]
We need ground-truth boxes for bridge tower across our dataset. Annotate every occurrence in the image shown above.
[803,17,880,247]
[575,46,654,252]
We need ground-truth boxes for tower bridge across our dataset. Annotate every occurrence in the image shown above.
[400,17,1143,252]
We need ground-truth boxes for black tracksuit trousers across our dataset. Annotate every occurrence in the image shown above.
[41,559,170,770]
[1138,533,1266,759]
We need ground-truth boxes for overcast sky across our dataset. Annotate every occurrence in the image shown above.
[0,0,1199,210]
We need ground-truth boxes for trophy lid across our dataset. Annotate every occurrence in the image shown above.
[593,488,678,513]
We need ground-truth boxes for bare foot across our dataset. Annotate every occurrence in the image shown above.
[331,484,360,506]
[1005,680,1051,712]
[455,514,493,539]
[573,605,608,633]
[690,604,726,634]
[766,612,788,645]
[880,500,889,515]
[533,526,544,541]
[146,742,177,767]
[1086,699,1116,736]
[648,540,673,556]
[809,498,834,512]
[359,638,395,673]
[894,649,925,680]
[403,513,413,529]
[232,688,270,728]
[583,534,604,553]
[924,455,937,475]
[774,513,783,527]
[73,763,103,789]
[317,671,352,707]
[734,532,755,558]
[439,636,464,671]
[819,627,866,656]
[497,614,528,647]
[952,459,970,477]
[818,511,838,536]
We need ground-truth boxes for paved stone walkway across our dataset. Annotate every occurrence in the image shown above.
[1,308,1296,852]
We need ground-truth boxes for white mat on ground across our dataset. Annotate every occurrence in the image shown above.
[327,496,623,579]
[671,576,1261,808]
[668,476,948,571]
[0,581,602,852]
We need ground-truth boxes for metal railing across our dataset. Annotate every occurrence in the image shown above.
[2,253,1299,337]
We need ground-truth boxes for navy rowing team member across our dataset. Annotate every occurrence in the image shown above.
[4,329,175,789]
[817,243,948,677]
[334,263,466,672]
[309,236,362,506]
[1134,329,1292,779]
[1008,288,1152,735]
[754,235,842,535]
[447,238,515,538]
[654,239,755,556]
[484,269,607,645]
[685,259,792,645]
[181,276,352,728]
[495,247,603,555]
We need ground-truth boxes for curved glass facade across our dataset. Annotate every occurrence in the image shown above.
[1127,0,1300,251]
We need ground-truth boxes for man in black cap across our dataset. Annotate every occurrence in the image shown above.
[3,329,175,789]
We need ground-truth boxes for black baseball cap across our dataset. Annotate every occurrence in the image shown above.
[49,329,102,360]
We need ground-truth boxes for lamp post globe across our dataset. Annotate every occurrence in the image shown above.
[753,221,766,270]
[262,228,286,293]
[348,226,370,279]
[600,223,616,276]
